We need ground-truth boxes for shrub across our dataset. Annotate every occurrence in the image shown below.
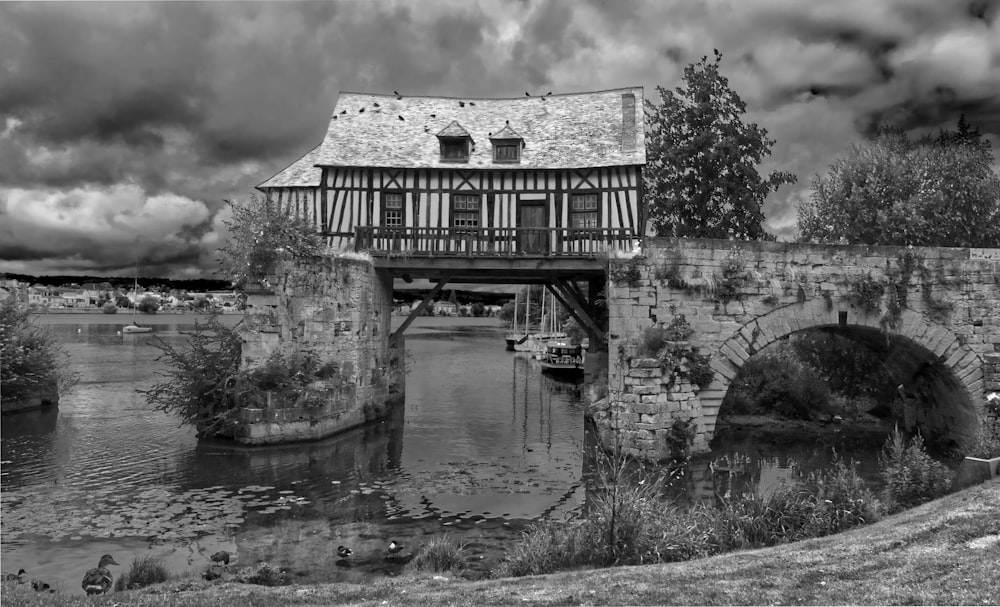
[114,555,170,591]
[234,561,288,586]
[140,313,244,438]
[136,296,159,314]
[406,536,468,575]
[492,519,590,577]
[219,194,324,290]
[101,302,118,314]
[878,427,952,511]
[0,296,76,403]
[634,316,714,390]
[722,349,831,420]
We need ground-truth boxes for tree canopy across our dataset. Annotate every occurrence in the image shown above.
[798,117,1000,247]
[644,50,796,240]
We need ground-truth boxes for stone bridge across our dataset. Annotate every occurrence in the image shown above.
[598,237,1000,460]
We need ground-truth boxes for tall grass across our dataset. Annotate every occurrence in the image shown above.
[494,449,881,578]
[878,427,952,512]
[406,535,468,574]
[114,555,170,591]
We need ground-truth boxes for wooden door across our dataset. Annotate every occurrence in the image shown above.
[517,202,548,253]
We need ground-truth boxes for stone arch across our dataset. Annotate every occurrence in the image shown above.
[700,297,985,448]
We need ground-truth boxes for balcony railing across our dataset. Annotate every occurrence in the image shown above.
[352,226,637,257]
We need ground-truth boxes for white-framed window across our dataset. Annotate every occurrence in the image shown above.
[452,194,480,228]
[570,193,599,228]
[383,192,403,227]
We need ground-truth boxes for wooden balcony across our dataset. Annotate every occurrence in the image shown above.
[353,226,637,258]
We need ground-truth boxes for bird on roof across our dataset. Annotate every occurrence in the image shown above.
[359,107,365,113]
[469,101,475,106]
[546,91,552,96]
[210,551,231,565]
[525,91,530,96]
[373,102,380,107]
[81,554,118,596]
[340,110,347,115]
[4,568,26,583]
[430,114,436,118]
[459,101,465,107]
[398,115,404,121]
[395,90,402,99]
[424,126,429,133]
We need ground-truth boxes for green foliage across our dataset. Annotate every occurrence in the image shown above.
[609,257,643,288]
[406,535,468,574]
[635,315,714,390]
[234,562,288,586]
[799,119,1000,247]
[101,302,118,314]
[789,331,897,404]
[234,349,339,409]
[722,348,832,420]
[494,450,878,578]
[645,50,796,240]
[664,418,696,465]
[849,276,884,315]
[114,555,170,591]
[140,313,244,438]
[966,396,1000,458]
[137,296,160,314]
[218,194,324,290]
[878,428,952,512]
[0,295,75,403]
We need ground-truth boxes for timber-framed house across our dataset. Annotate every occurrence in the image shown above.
[259,87,645,258]
[258,88,646,339]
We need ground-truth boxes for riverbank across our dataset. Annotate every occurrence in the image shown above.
[5,479,997,606]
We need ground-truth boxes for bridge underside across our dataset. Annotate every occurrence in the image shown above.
[376,256,608,342]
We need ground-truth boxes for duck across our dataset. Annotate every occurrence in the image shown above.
[31,579,55,593]
[336,545,353,559]
[3,568,26,583]
[387,540,404,555]
[209,551,231,565]
[81,554,119,595]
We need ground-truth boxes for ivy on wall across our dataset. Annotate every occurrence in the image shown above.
[633,315,714,390]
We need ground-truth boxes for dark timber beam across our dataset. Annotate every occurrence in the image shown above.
[392,276,451,339]
[552,279,605,342]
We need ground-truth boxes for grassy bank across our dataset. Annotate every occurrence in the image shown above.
[4,479,997,606]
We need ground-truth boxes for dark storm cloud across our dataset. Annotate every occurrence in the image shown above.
[2,0,999,278]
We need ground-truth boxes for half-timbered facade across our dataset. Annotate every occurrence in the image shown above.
[258,87,645,257]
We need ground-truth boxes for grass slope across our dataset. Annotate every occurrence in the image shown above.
[4,479,998,606]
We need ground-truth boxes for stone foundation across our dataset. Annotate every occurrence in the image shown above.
[235,254,404,445]
[600,238,1000,461]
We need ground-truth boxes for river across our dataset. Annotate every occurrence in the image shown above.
[1,313,895,593]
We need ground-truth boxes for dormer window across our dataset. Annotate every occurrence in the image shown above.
[490,123,524,163]
[440,137,470,161]
[436,121,473,163]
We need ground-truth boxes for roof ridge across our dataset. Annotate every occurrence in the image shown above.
[333,86,644,105]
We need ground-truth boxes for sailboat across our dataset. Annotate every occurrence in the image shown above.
[122,261,153,334]
[513,288,536,352]
[505,288,530,350]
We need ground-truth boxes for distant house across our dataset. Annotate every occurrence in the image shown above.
[258,87,646,251]
[58,289,88,308]
[430,300,459,316]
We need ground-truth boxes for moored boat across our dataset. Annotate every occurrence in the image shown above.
[538,340,584,378]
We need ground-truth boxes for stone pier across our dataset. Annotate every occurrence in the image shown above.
[236,254,404,445]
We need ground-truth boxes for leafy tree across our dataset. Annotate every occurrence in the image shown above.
[1,295,76,403]
[645,50,796,240]
[218,194,325,290]
[137,296,159,314]
[798,117,1000,247]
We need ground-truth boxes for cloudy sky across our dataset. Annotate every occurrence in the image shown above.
[1,0,998,278]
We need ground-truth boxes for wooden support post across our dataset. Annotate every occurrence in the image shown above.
[553,279,605,342]
[392,276,451,339]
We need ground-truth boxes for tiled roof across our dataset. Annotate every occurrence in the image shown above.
[490,124,522,141]
[436,120,472,139]
[258,87,644,188]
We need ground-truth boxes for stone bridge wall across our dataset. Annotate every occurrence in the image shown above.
[600,238,1000,460]
[237,255,404,444]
